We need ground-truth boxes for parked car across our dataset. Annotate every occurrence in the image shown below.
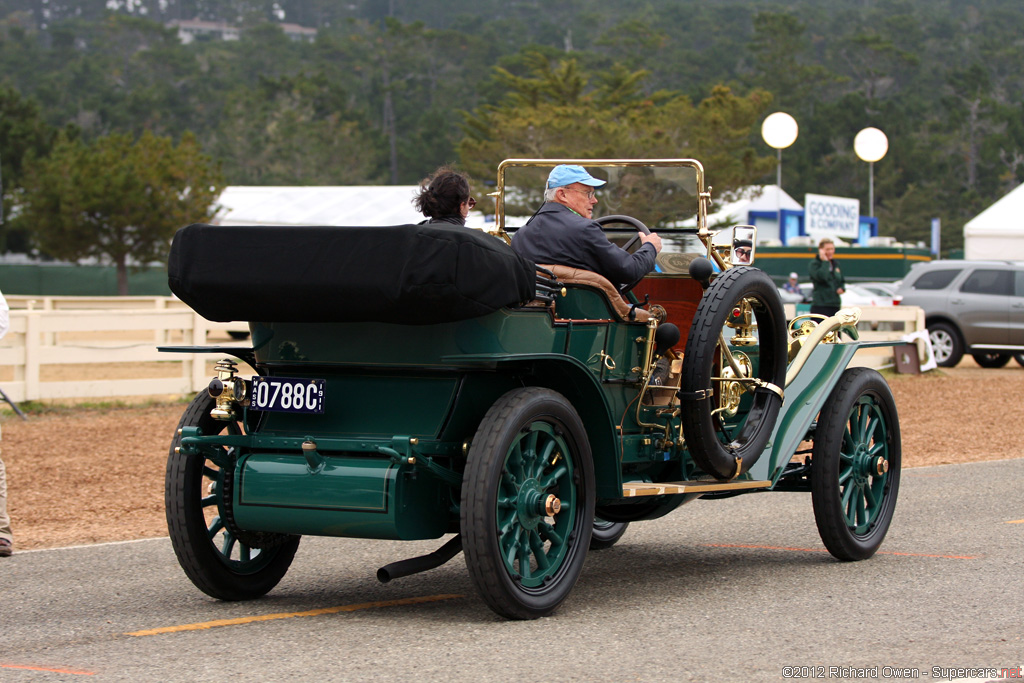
[894,260,1024,367]
[858,281,901,301]
[843,284,896,307]
[788,282,894,307]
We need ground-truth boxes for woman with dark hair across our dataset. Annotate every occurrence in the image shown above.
[413,167,475,226]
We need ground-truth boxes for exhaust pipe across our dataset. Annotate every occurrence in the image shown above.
[377,535,463,583]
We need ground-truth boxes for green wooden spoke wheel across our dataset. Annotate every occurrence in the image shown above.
[811,368,901,561]
[166,392,300,600]
[462,388,595,619]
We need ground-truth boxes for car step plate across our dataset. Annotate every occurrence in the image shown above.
[621,479,771,497]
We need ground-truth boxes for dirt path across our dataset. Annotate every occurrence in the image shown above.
[2,357,1021,551]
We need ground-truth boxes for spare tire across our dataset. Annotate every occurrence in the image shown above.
[679,267,787,480]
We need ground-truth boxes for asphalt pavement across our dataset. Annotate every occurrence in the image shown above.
[2,458,1021,683]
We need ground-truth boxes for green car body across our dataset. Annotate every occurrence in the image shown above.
[162,159,903,619]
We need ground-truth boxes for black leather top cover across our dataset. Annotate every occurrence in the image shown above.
[168,223,536,324]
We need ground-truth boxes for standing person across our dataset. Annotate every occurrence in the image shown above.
[0,287,11,557]
[511,164,662,291]
[412,167,475,226]
[808,238,845,317]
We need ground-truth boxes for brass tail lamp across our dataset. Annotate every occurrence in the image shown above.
[207,359,248,421]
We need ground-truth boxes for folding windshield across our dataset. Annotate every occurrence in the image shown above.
[495,159,706,236]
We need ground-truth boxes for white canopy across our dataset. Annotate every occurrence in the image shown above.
[704,185,802,244]
[707,184,802,226]
[963,183,1024,260]
[212,186,491,229]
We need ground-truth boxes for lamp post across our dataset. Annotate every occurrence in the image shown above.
[854,127,888,218]
[761,112,798,241]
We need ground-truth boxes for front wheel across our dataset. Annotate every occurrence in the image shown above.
[1015,353,1024,368]
[166,392,300,600]
[461,387,595,619]
[811,368,901,561]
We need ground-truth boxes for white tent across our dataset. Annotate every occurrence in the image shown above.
[212,186,491,230]
[706,185,802,244]
[963,183,1024,260]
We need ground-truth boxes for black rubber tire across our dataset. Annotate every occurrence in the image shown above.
[1015,353,1024,368]
[811,368,901,561]
[166,392,300,601]
[928,322,963,367]
[971,352,1010,368]
[589,519,629,550]
[679,266,788,480]
[461,387,595,620]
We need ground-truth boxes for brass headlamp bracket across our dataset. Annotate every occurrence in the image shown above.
[725,299,758,346]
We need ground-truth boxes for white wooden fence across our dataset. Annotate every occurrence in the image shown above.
[0,297,928,404]
[1,296,245,403]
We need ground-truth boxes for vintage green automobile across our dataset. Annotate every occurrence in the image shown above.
[161,159,901,620]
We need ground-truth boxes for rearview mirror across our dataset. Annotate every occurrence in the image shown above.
[730,225,756,265]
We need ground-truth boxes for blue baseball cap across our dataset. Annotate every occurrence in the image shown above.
[546,165,607,189]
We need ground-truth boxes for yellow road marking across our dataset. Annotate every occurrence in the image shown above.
[0,663,95,675]
[126,594,463,637]
[1006,519,1024,524]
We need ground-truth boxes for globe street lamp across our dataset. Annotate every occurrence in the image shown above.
[761,112,798,242]
[761,112,799,189]
[854,127,888,217]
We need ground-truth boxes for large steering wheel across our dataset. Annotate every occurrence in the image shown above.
[596,214,651,251]
[596,214,653,293]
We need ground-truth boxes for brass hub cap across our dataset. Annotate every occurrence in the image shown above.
[545,494,561,516]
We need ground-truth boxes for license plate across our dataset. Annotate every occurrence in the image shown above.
[250,377,325,413]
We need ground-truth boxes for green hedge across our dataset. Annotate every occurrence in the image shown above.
[0,264,171,296]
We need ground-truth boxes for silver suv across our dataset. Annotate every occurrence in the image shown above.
[895,260,1024,367]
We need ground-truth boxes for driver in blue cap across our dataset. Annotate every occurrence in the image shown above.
[511,164,662,290]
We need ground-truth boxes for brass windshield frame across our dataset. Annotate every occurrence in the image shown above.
[493,157,711,253]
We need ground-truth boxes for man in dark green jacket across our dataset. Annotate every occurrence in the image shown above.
[808,238,845,316]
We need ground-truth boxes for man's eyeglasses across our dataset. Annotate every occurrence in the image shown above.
[565,188,597,201]
[466,197,477,209]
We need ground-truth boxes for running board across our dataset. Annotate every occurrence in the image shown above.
[622,479,772,497]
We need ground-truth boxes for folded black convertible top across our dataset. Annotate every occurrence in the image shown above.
[168,223,536,325]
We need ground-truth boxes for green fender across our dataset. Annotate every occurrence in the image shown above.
[760,340,898,484]
[442,352,623,499]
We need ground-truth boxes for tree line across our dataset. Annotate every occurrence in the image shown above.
[2,0,1023,290]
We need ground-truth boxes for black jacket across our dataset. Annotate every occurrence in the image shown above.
[511,202,656,288]
[418,215,465,226]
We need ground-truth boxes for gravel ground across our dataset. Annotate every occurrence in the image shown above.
[2,356,1021,551]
